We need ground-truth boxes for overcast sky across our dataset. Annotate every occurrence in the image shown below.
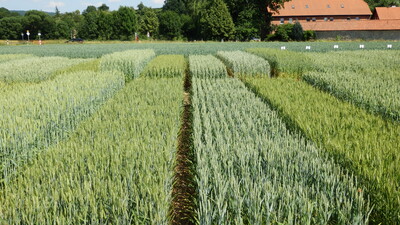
[0,0,164,13]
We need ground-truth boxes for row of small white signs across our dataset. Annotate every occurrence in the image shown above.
[280,44,393,50]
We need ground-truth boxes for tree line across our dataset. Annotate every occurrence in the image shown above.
[0,0,397,41]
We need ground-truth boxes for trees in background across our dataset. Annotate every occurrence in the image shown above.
[0,0,394,41]
[0,17,24,40]
[159,11,184,40]
[0,7,20,19]
[112,6,137,40]
[200,0,235,40]
[137,3,159,39]
[365,0,400,10]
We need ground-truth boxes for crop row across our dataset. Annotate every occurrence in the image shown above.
[0,56,89,83]
[192,76,369,224]
[0,71,125,182]
[243,77,400,224]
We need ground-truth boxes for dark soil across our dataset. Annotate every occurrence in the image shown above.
[170,64,197,225]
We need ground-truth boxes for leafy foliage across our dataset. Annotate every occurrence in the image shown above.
[200,0,235,40]
[268,23,306,42]
[111,6,137,40]
[159,10,184,40]
[235,7,260,41]
[137,5,159,38]
[303,30,316,41]
[292,21,304,41]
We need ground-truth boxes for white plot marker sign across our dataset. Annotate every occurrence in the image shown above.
[387,44,393,49]
[26,30,30,42]
[281,46,286,50]
[334,45,339,49]
[306,46,311,50]
[359,44,365,49]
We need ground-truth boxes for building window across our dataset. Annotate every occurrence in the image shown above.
[306,18,310,22]
[324,17,328,21]
[356,17,360,20]
[291,5,295,9]
[330,17,334,21]
[305,4,309,8]
[327,4,330,8]
[312,17,316,22]
[347,17,351,20]
[280,18,284,24]
[289,18,293,23]
[341,4,344,8]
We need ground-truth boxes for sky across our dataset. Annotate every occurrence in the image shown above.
[0,0,164,13]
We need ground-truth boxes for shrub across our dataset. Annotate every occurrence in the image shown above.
[303,30,316,41]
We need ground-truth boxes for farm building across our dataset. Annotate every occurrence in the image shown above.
[271,1,400,40]
[372,6,400,20]
[271,0,372,24]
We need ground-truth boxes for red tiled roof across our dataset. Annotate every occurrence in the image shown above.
[282,20,400,31]
[271,0,372,17]
[375,7,400,20]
